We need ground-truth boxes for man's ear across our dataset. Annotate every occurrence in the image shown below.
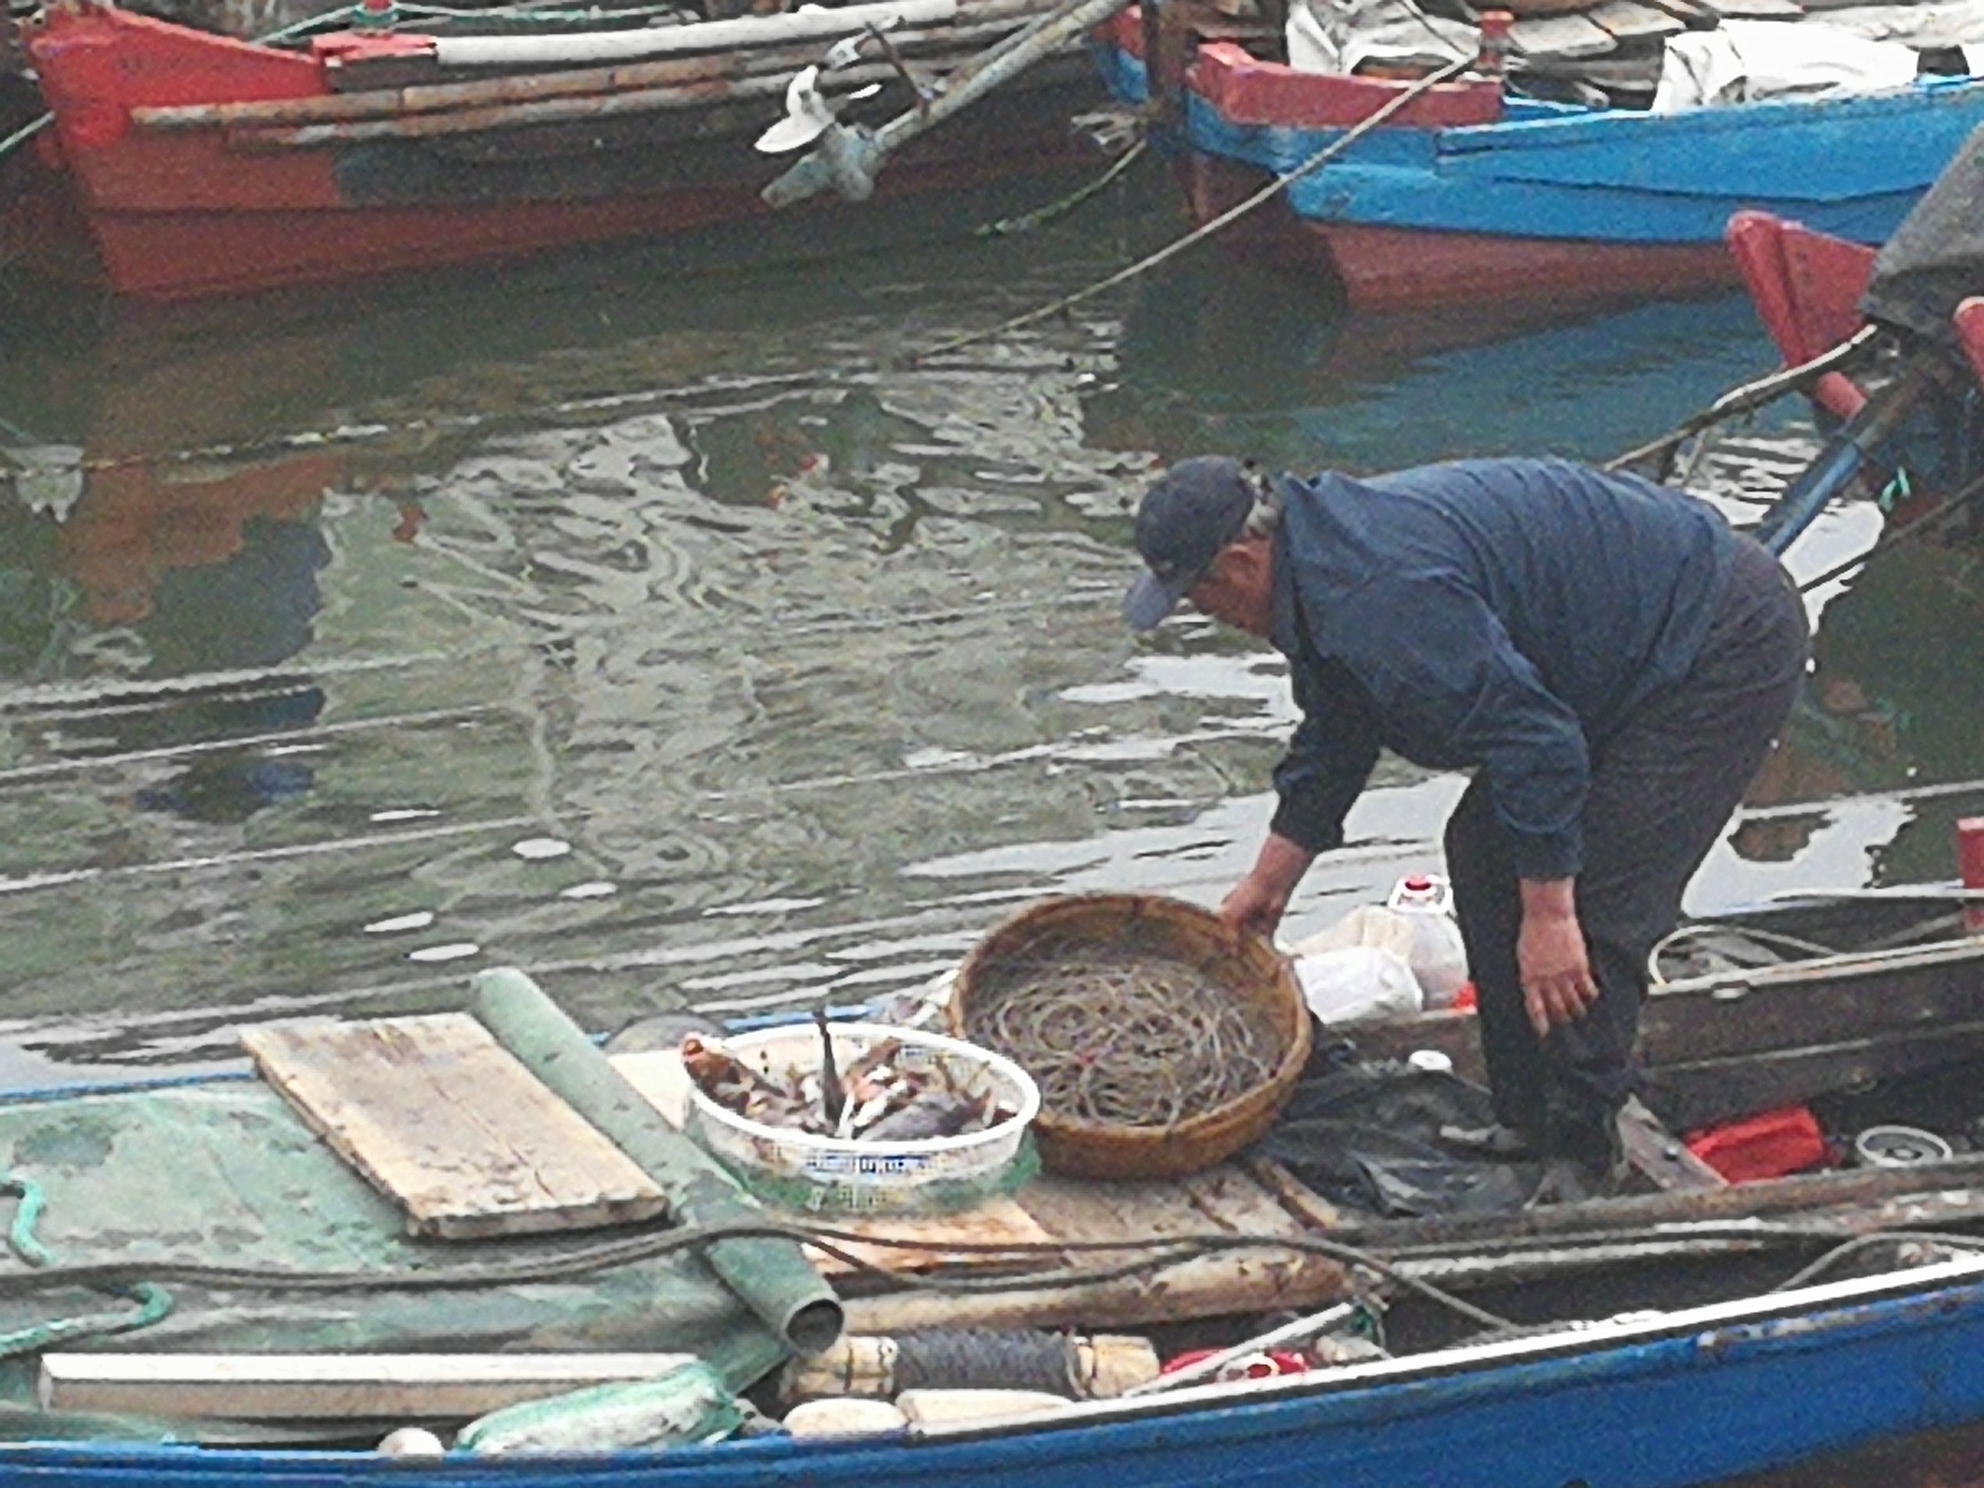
[1225,537,1273,588]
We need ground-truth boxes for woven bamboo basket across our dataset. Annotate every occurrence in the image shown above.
[948,893,1312,1181]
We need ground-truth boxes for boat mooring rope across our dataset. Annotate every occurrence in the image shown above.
[0,113,50,164]
[974,137,1148,238]
[1603,325,1883,478]
[908,55,1474,365]
[0,372,827,479]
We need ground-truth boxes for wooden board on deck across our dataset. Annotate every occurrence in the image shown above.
[243,1014,668,1240]
[1700,0,1803,16]
[610,1047,1056,1277]
[1509,12,1618,58]
[38,1352,695,1421]
[1585,0,1685,40]
[839,1160,1348,1334]
[1636,0,1719,25]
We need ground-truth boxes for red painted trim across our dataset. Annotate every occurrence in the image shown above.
[61,131,1094,298]
[1095,6,1143,59]
[310,30,440,64]
[1728,212,1804,360]
[1959,816,1984,934]
[1180,158,1730,313]
[1726,210,1872,421]
[1954,298,1984,392]
[1186,42,1501,129]
[1321,223,1732,314]
[28,5,324,156]
[84,193,757,298]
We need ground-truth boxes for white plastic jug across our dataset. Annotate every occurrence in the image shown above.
[1385,874,1471,1008]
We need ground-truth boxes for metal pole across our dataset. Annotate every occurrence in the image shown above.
[762,0,1131,207]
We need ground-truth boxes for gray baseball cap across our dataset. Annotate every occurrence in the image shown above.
[1121,457,1256,632]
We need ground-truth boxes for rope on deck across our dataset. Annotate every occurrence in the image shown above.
[0,1175,173,1358]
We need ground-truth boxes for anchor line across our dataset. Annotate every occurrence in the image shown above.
[907,55,1475,364]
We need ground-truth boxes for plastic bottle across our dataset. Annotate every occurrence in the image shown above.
[1385,874,1470,1008]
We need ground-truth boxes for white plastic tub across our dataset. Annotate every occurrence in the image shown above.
[682,1022,1040,1213]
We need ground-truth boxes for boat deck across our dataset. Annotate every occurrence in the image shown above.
[614,1046,1354,1333]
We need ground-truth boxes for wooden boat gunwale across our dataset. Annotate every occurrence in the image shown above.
[6,1250,1984,1475]
[909,1251,1984,1438]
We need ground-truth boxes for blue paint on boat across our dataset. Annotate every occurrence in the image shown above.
[11,1258,1984,1484]
[1173,73,1984,245]
[1085,37,1148,106]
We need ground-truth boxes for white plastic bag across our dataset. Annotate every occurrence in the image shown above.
[1289,905,1426,1023]
[1290,945,1423,1025]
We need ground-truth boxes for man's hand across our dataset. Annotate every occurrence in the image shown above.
[1517,877,1600,1038]
[1220,833,1316,941]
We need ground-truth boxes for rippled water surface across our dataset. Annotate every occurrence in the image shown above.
[2,167,1980,1084]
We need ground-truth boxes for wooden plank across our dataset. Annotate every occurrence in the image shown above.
[1344,942,1984,1127]
[1332,1151,1984,1250]
[1647,1022,1984,1131]
[1018,1167,1307,1246]
[243,1015,668,1240]
[844,1242,1349,1333]
[1641,947,1984,1065]
[1243,1154,1346,1231]
[1616,1096,1726,1193]
[1509,12,1617,58]
[1700,0,1803,16]
[1584,0,1684,39]
[39,1353,694,1420]
[1635,0,1719,25]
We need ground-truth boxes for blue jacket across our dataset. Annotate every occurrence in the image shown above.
[1267,458,1736,880]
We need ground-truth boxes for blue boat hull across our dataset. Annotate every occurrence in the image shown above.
[11,1259,1984,1485]
[1204,81,1984,246]
[1093,28,1984,311]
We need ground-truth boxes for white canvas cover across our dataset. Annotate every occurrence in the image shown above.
[1286,0,1473,75]
[1650,19,1921,111]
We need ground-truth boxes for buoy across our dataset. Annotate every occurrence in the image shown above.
[376,1426,446,1457]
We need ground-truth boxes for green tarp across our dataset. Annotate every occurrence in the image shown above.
[0,1078,786,1442]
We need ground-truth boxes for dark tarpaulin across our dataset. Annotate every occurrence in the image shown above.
[1261,1058,1538,1220]
[1862,121,1984,344]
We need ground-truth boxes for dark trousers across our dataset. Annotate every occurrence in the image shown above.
[1443,537,1811,1166]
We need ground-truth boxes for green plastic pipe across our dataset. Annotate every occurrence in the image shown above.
[470,969,845,1355]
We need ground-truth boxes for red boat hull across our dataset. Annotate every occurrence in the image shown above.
[13,7,1102,300]
[74,166,1048,300]
[1179,152,1736,316]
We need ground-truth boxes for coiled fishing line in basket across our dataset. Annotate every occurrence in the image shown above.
[959,935,1282,1128]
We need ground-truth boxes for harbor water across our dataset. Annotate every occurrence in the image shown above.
[7,154,1984,1485]
[0,162,1976,1088]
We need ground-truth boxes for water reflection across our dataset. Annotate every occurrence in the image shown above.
[0,206,1978,1077]
[1094,259,1805,470]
